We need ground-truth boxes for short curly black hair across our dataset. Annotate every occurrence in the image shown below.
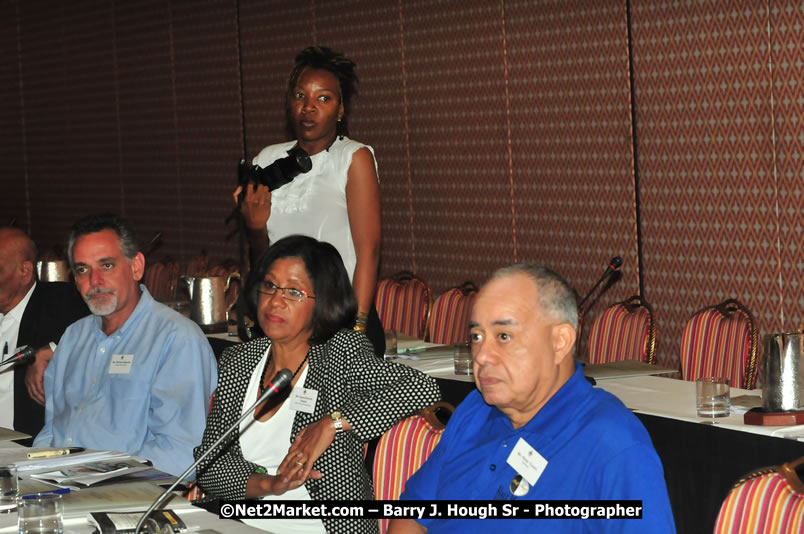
[286,46,358,137]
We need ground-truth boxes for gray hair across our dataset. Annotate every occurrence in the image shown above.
[490,264,579,330]
[67,214,139,267]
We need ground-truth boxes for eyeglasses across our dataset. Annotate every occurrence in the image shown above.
[258,281,316,302]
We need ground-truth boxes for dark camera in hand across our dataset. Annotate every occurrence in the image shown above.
[238,146,312,192]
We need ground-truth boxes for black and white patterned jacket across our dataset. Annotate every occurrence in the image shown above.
[194,328,441,534]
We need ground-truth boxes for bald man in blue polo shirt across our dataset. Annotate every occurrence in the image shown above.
[390,264,675,534]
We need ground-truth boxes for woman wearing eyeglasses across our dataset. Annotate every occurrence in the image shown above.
[194,235,440,534]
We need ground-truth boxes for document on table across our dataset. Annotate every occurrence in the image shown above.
[29,458,151,489]
[397,339,443,354]
[13,450,133,472]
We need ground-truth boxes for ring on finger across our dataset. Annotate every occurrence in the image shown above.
[294,461,305,467]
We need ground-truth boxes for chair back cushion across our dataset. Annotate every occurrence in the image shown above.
[587,303,652,364]
[373,414,444,534]
[680,306,753,388]
[714,470,804,533]
[375,277,430,338]
[427,287,476,345]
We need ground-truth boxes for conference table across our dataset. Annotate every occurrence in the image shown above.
[0,442,266,534]
[595,376,804,534]
[389,341,804,534]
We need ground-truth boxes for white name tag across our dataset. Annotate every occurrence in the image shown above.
[289,387,318,414]
[109,354,134,374]
[506,437,548,486]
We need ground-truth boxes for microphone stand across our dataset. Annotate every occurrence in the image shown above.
[578,274,613,310]
[134,369,292,534]
[578,257,623,311]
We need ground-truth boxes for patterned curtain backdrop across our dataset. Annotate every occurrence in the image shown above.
[632,0,800,370]
[20,2,122,253]
[768,2,804,332]
[505,0,640,355]
[0,2,28,229]
[1,0,801,365]
[396,0,514,291]
[2,0,242,263]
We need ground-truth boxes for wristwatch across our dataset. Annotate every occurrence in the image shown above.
[330,411,344,434]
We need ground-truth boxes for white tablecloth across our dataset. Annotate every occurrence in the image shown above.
[596,375,804,441]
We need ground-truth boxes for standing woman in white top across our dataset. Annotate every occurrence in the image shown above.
[234,46,384,355]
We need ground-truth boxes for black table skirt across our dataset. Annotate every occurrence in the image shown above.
[637,413,804,534]
[431,377,804,534]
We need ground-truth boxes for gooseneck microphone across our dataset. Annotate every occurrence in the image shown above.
[578,256,623,310]
[0,346,37,368]
[134,368,293,534]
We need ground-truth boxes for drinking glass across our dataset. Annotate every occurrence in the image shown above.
[18,493,63,534]
[384,329,398,359]
[0,465,16,513]
[453,342,473,375]
[696,377,730,417]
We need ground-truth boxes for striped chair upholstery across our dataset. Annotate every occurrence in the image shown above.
[587,296,656,364]
[714,458,804,533]
[373,403,454,534]
[680,299,759,389]
[375,272,431,338]
[144,261,181,302]
[425,282,478,345]
[186,254,209,277]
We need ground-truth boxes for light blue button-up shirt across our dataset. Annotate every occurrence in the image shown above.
[34,285,217,477]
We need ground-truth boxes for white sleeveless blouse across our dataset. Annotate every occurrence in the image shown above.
[253,137,378,282]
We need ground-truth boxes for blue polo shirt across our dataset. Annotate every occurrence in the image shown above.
[401,363,675,533]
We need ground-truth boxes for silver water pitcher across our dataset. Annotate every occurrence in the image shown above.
[181,273,240,331]
[36,260,70,282]
[763,331,804,412]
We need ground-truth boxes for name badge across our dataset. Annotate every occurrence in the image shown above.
[109,354,134,374]
[289,387,318,414]
[506,437,548,487]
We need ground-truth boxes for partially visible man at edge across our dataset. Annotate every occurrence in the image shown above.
[0,227,88,445]
[389,264,675,534]
[33,214,217,477]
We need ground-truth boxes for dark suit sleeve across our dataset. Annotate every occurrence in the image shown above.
[14,282,89,441]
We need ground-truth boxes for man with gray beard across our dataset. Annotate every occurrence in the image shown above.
[33,214,217,477]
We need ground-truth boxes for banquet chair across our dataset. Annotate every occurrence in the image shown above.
[586,296,656,364]
[713,457,804,533]
[375,271,431,338]
[425,282,478,345]
[185,253,210,277]
[208,258,239,277]
[143,261,181,302]
[373,402,454,534]
[143,262,168,301]
[679,298,759,390]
